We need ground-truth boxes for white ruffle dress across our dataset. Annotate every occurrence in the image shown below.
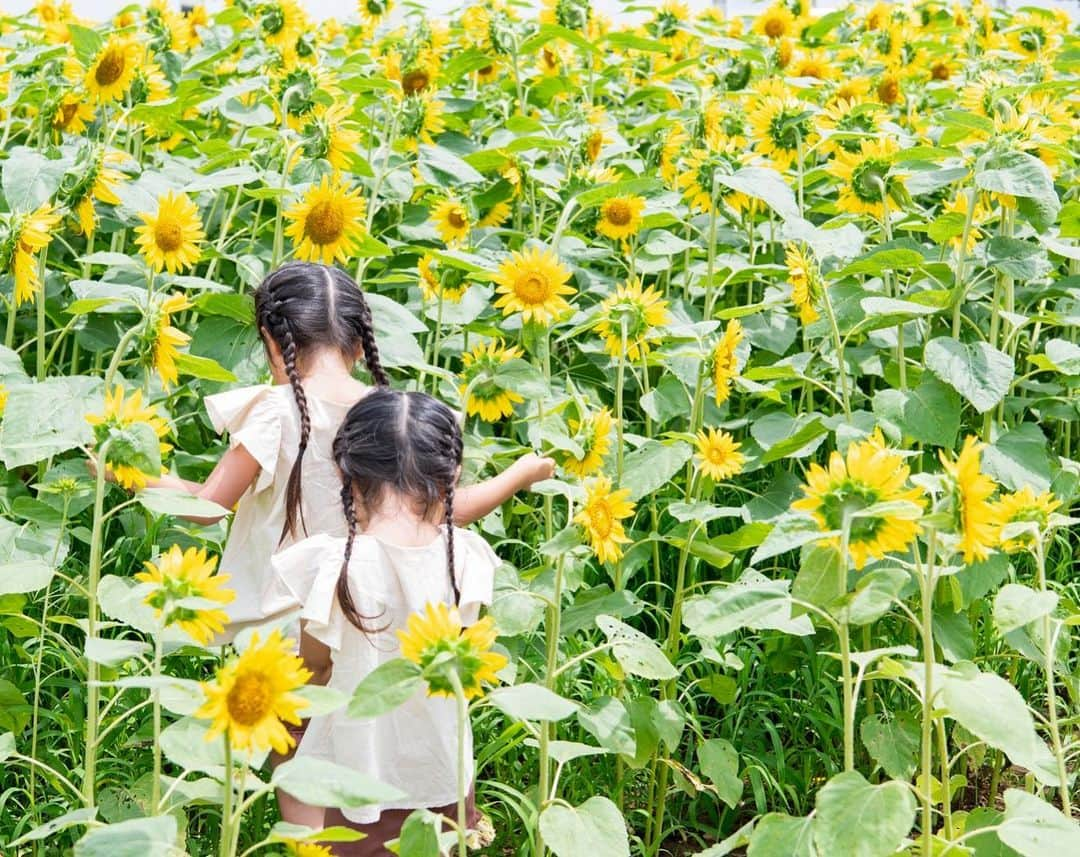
[205,384,363,642]
[263,528,500,823]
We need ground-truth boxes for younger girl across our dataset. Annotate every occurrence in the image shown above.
[263,389,501,856]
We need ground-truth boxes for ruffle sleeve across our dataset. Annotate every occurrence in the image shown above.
[265,533,350,651]
[454,529,501,625]
[204,385,284,493]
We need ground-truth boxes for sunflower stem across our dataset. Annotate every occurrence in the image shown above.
[218,733,233,857]
[151,617,164,812]
[450,670,470,857]
[919,529,939,857]
[820,279,851,419]
[839,517,854,773]
[951,188,978,338]
[1034,536,1071,818]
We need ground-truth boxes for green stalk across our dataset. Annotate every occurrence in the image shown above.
[450,671,470,857]
[1034,538,1071,818]
[218,734,233,857]
[4,295,15,349]
[820,283,852,419]
[950,189,978,338]
[838,522,854,772]
[936,717,953,838]
[919,529,939,857]
[151,621,164,811]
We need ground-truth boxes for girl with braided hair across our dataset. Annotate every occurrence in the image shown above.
[263,389,501,854]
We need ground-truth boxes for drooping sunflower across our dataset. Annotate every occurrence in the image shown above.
[135,191,205,274]
[398,603,507,699]
[459,340,524,422]
[817,98,883,157]
[302,103,360,172]
[136,545,234,645]
[1005,11,1059,60]
[711,319,744,406]
[785,242,821,325]
[284,176,367,265]
[695,428,745,482]
[72,150,125,238]
[52,93,94,134]
[752,3,796,40]
[793,429,926,570]
[593,279,669,360]
[563,408,613,479]
[492,246,575,327]
[939,436,1000,565]
[676,144,749,215]
[575,475,636,565]
[82,36,140,103]
[7,203,62,306]
[431,199,471,245]
[196,629,310,754]
[828,137,900,219]
[148,293,193,389]
[259,0,307,51]
[992,486,1061,553]
[399,93,446,150]
[748,96,816,172]
[418,254,469,303]
[960,72,1012,119]
[86,386,172,491]
[477,201,512,229]
[596,195,646,241]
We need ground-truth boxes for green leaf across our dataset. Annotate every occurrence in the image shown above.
[0,679,30,733]
[7,807,98,847]
[642,230,697,257]
[74,816,179,857]
[982,423,1052,493]
[293,685,349,718]
[488,683,578,722]
[975,149,1060,230]
[940,662,1062,788]
[109,422,162,480]
[66,23,103,65]
[698,739,742,809]
[136,489,231,520]
[840,247,925,277]
[170,352,238,383]
[347,658,424,720]
[813,771,916,857]
[2,146,70,210]
[273,757,404,809]
[395,809,441,857]
[417,144,485,187]
[621,440,692,501]
[575,177,661,209]
[924,337,1014,414]
[792,544,845,612]
[839,568,907,626]
[1043,339,1080,375]
[752,516,832,565]
[0,560,54,596]
[998,790,1080,856]
[539,797,629,857]
[860,711,920,781]
[577,696,636,756]
[760,417,828,464]
[495,358,550,399]
[85,637,150,668]
[0,731,14,762]
[683,574,811,638]
[0,376,103,468]
[747,813,816,857]
[597,615,676,681]
[715,168,799,222]
[519,23,602,57]
[993,584,1058,636]
[872,375,961,447]
[160,716,267,773]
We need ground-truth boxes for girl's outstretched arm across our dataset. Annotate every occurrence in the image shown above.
[148,445,262,525]
[455,453,556,525]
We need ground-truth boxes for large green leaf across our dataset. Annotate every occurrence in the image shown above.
[813,771,916,857]
[272,757,404,809]
[538,797,629,857]
[993,584,1058,636]
[74,816,178,857]
[488,683,578,722]
[747,813,817,857]
[0,376,103,468]
[872,375,961,447]
[2,146,70,210]
[596,615,676,680]
[698,739,742,809]
[975,149,1060,230]
[924,337,1014,414]
[684,574,812,638]
[859,711,920,780]
[998,790,1080,856]
[714,168,799,222]
[347,658,424,720]
[577,697,636,756]
[621,440,692,501]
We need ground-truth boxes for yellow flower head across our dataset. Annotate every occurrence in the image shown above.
[939,436,1000,564]
[711,319,744,406]
[748,96,817,172]
[431,199,471,245]
[81,36,140,103]
[86,386,172,491]
[992,486,1061,553]
[9,203,61,307]
[399,93,446,149]
[676,144,750,215]
[195,629,311,754]
[785,242,821,325]
[575,475,636,565]
[136,545,234,645]
[563,408,613,479]
[596,195,645,241]
[418,254,469,303]
[493,246,576,327]
[593,280,669,361]
[753,4,796,40]
[284,176,368,265]
[793,428,926,569]
[695,428,745,482]
[146,293,193,389]
[459,340,524,422]
[828,137,900,220]
[135,191,205,275]
[358,0,393,27]
[398,602,507,699]
[52,93,94,134]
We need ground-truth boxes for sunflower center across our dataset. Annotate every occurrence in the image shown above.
[877,77,900,104]
[515,273,551,304]
[604,200,633,226]
[58,102,80,127]
[447,207,468,229]
[402,69,431,95]
[932,62,950,81]
[95,48,127,87]
[154,219,185,252]
[586,501,614,539]
[705,444,729,465]
[764,18,786,38]
[851,158,890,203]
[305,200,345,245]
[226,671,274,726]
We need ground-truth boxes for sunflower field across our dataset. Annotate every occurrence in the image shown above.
[1,0,1079,854]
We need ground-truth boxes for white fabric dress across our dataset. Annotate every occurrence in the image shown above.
[205,383,364,643]
[263,527,500,824]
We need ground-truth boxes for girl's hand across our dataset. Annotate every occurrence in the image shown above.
[511,452,556,489]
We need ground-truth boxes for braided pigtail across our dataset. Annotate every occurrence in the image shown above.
[355,294,390,387]
[337,481,362,629]
[444,484,460,607]
[277,313,312,544]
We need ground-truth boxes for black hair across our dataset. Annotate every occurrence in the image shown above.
[253,261,391,543]
[332,388,464,632]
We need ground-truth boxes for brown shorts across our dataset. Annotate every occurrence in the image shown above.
[322,789,478,857]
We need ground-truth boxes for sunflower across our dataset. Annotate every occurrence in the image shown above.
[8,203,61,306]
[146,0,190,53]
[285,842,332,857]
[358,0,393,27]
[863,2,892,32]
[83,35,140,103]
[86,386,172,491]
[817,98,883,156]
[785,242,820,325]
[793,429,926,570]
[752,4,796,40]
[992,487,1061,553]
[418,254,469,303]
[676,144,750,215]
[493,246,575,327]
[72,151,125,238]
[593,280,669,361]
[185,5,209,46]
[459,340,524,422]
[828,137,900,219]
[196,629,310,754]
[563,408,613,479]
[478,201,512,229]
[135,192,205,274]
[399,93,446,150]
[596,195,646,241]
[943,191,990,251]
[748,96,816,172]
[960,72,1011,119]
[789,49,836,80]
[712,319,743,406]
[284,176,367,265]
[398,603,507,699]
[149,293,193,389]
[432,199,471,245]
[575,475,636,564]
[939,436,1000,565]
[260,0,307,52]
[136,545,234,645]
[835,77,872,102]
[695,428,745,481]
[875,71,903,106]
[52,93,94,134]
[302,103,360,172]
[1006,11,1058,60]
